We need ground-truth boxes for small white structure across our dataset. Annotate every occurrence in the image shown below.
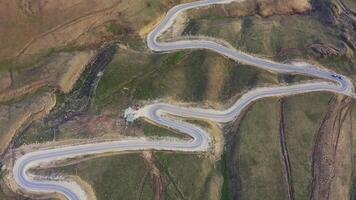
[124,107,136,123]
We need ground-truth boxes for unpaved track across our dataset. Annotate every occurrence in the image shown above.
[10,1,355,200]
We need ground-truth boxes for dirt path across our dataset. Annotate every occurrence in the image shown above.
[141,152,165,200]
[310,96,353,200]
[279,99,295,200]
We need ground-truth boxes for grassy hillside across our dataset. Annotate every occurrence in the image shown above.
[156,153,222,200]
[1,0,355,199]
[283,92,332,200]
[185,8,355,74]
[94,48,278,110]
[231,98,289,200]
[50,154,155,200]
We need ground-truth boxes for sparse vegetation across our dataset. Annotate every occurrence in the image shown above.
[0,190,11,200]
[342,0,356,10]
[107,23,123,35]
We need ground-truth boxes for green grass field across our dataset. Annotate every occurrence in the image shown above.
[237,14,342,62]
[221,63,278,101]
[52,154,154,200]
[283,92,332,200]
[141,120,187,139]
[156,152,220,200]
[44,152,224,200]
[184,17,243,47]
[234,98,289,200]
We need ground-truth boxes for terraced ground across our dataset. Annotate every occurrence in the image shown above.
[0,0,355,199]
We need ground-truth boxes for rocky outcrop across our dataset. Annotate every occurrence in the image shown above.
[312,0,356,53]
[307,43,349,58]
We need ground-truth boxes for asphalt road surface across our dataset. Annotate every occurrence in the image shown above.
[11,0,355,200]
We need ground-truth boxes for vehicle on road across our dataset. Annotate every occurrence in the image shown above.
[331,74,343,80]
[10,1,355,200]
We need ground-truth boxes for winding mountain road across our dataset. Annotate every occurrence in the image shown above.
[10,0,355,200]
